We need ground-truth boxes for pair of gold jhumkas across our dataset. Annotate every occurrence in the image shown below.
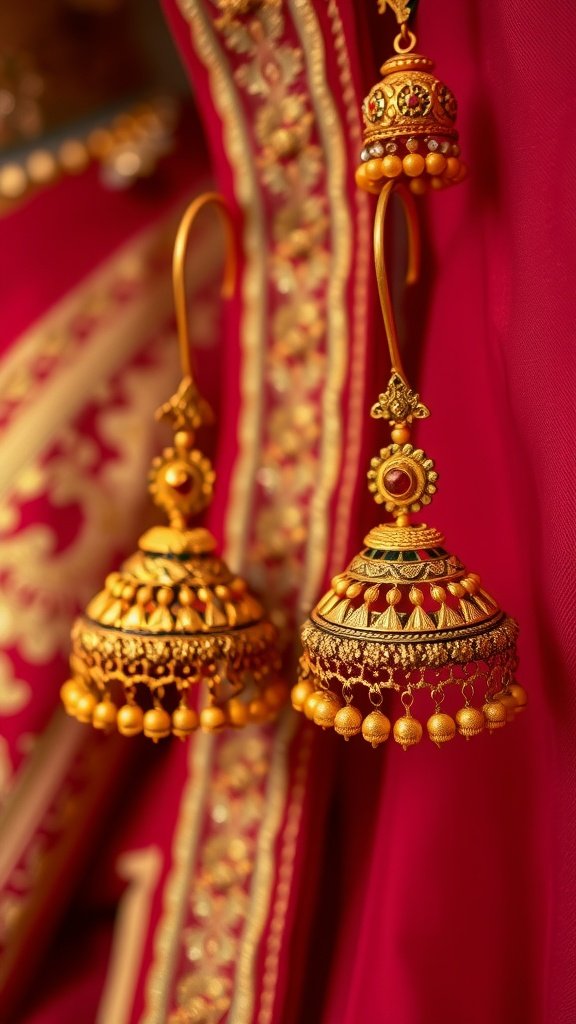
[61,3,526,750]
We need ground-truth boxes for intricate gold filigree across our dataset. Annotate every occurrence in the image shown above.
[376,0,411,21]
[367,441,437,514]
[156,376,214,434]
[370,371,429,423]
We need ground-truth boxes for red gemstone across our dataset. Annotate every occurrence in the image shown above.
[383,467,413,497]
[408,95,419,108]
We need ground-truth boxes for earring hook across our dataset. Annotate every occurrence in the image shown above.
[172,191,237,381]
[373,180,420,384]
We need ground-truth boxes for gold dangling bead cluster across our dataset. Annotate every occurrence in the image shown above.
[355,8,467,197]
[290,680,526,752]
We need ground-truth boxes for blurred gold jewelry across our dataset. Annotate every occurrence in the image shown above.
[61,192,283,741]
[294,6,524,750]
[356,3,466,197]
[0,97,178,213]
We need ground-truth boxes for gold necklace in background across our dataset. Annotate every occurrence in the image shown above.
[0,95,179,213]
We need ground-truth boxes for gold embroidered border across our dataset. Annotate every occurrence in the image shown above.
[286,0,351,612]
[325,0,372,579]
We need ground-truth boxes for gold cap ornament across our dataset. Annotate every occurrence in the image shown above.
[355,0,467,197]
[293,7,525,750]
[61,193,284,740]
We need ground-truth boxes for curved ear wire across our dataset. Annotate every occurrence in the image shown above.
[172,191,237,380]
[373,180,420,383]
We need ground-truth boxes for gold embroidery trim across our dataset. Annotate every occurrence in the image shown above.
[286,0,351,612]
[325,0,372,579]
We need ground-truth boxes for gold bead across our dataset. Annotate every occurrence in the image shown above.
[429,176,445,191]
[264,682,289,710]
[248,696,269,723]
[445,156,460,179]
[143,707,172,742]
[425,152,447,176]
[172,705,199,738]
[117,704,144,737]
[366,157,384,182]
[391,424,410,443]
[226,697,249,728]
[482,700,507,731]
[75,692,98,723]
[455,705,484,739]
[303,689,322,721]
[382,154,403,178]
[174,430,194,449]
[0,163,27,199]
[60,679,82,714]
[497,692,518,722]
[200,705,227,732]
[455,160,468,182]
[59,139,90,174]
[409,177,428,195]
[333,705,363,740]
[355,163,369,189]
[291,680,314,712]
[427,712,456,747]
[313,692,343,729]
[393,714,423,750]
[402,153,425,177]
[26,149,58,185]
[508,683,527,711]
[93,700,118,731]
[362,710,391,748]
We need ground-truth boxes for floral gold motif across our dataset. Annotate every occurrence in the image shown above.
[370,371,430,423]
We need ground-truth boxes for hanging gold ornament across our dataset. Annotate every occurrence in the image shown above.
[356,2,466,198]
[294,8,526,750]
[61,193,284,740]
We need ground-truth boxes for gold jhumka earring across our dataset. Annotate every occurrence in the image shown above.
[61,192,284,741]
[293,3,527,750]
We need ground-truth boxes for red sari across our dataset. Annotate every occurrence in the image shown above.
[1,2,574,1022]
